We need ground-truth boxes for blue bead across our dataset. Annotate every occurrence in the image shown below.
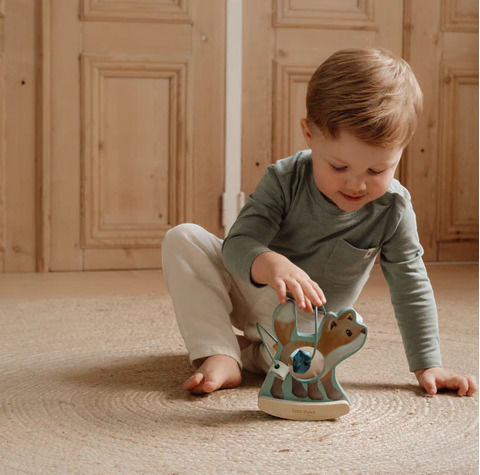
[291,349,312,374]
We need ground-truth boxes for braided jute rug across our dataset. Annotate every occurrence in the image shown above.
[0,267,478,474]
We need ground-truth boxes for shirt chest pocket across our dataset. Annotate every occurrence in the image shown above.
[324,239,379,283]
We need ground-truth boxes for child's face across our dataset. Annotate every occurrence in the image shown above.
[301,120,403,212]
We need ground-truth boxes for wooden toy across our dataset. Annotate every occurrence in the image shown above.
[256,299,367,420]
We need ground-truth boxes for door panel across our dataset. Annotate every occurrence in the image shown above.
[48,0,225,270]
[404,0,478,260]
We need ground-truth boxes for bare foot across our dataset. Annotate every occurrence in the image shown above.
[183,354,242,395]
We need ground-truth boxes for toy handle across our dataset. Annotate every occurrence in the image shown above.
[289,299,327,362]
[289,301,328,383]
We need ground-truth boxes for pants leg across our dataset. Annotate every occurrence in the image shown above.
[162,222,288,375]
[162,223,242,366]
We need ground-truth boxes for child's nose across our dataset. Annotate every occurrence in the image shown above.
[345,175,367,193]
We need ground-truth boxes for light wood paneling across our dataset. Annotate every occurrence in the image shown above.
[80,56,190,249]
[405,0,478,261]
[190,2,226,235]
[402,0,442,261]
[80,0,192,23]
[37,0,52,272]
[48,0,82,271]
[273,64,312,162]
[47,0,225,270]
[0,0,477,272]
[441,0,478,32]
[438,241,479,261]
[241,0,274,195]
[0,49,5,272]
[437,63,478,241]
[3,0,37,272]
[274,0,376,30]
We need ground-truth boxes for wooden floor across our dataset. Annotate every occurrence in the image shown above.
[0,263,477,303]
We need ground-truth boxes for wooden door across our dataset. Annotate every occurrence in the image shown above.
[1,0,477,273]
[46,0,226,270]
[242,0,478,261]
[404,0,478,260]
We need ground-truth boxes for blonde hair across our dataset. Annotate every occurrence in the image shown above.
[306,48,423,148]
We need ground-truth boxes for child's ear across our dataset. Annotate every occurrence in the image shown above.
[300,118,312,147]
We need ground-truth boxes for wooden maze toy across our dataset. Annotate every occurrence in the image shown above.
[256,299,367,420]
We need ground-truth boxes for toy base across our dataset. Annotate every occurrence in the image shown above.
[258,396,350,421]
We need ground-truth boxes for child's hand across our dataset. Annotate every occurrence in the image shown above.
[414,367,478,396]
[250,251,326,313]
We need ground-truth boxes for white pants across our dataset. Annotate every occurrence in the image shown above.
[162,223,279,373]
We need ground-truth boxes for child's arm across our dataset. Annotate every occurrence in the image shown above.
[381,194,477,397]
[223,156,325,313]
[415,367,477,397]
[250,250,326,313]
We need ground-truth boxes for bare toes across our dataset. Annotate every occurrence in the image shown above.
[191,378,220,394]
[184,355,243,395]
[183,372,204,391]
[202,379,219,393]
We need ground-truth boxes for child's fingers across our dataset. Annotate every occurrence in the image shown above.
[454,376,470,396]
[289,280,306,309]
[311,281,327,305]
[272,271,323,312]
[440,374,467,395]
[438,374,469,396]
[418,368,478,397]
[301,280,323,308]
[272,278,287,305]
[281,278,305,309]
[421,373,437,395]
[466,376,478,396]
[303,296,314,314]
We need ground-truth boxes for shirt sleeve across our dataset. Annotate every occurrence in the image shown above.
[380,199,442,372]
[222,166,286,283]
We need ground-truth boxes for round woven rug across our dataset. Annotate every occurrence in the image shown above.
[0,289,477,474]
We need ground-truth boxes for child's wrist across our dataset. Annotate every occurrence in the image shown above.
[414,366,440,375]
[250,251,275,285]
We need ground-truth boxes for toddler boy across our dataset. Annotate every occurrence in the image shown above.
[162,48,477,397]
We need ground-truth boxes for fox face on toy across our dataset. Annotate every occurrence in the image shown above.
[318,311,367,361]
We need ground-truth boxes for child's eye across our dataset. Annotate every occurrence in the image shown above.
[330,164,347,172]
[368,168,384,175]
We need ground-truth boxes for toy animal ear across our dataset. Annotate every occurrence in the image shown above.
[327,318,337,331]
[339,310,355,321]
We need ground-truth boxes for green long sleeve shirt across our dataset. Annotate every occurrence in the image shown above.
[222,150,441,372]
